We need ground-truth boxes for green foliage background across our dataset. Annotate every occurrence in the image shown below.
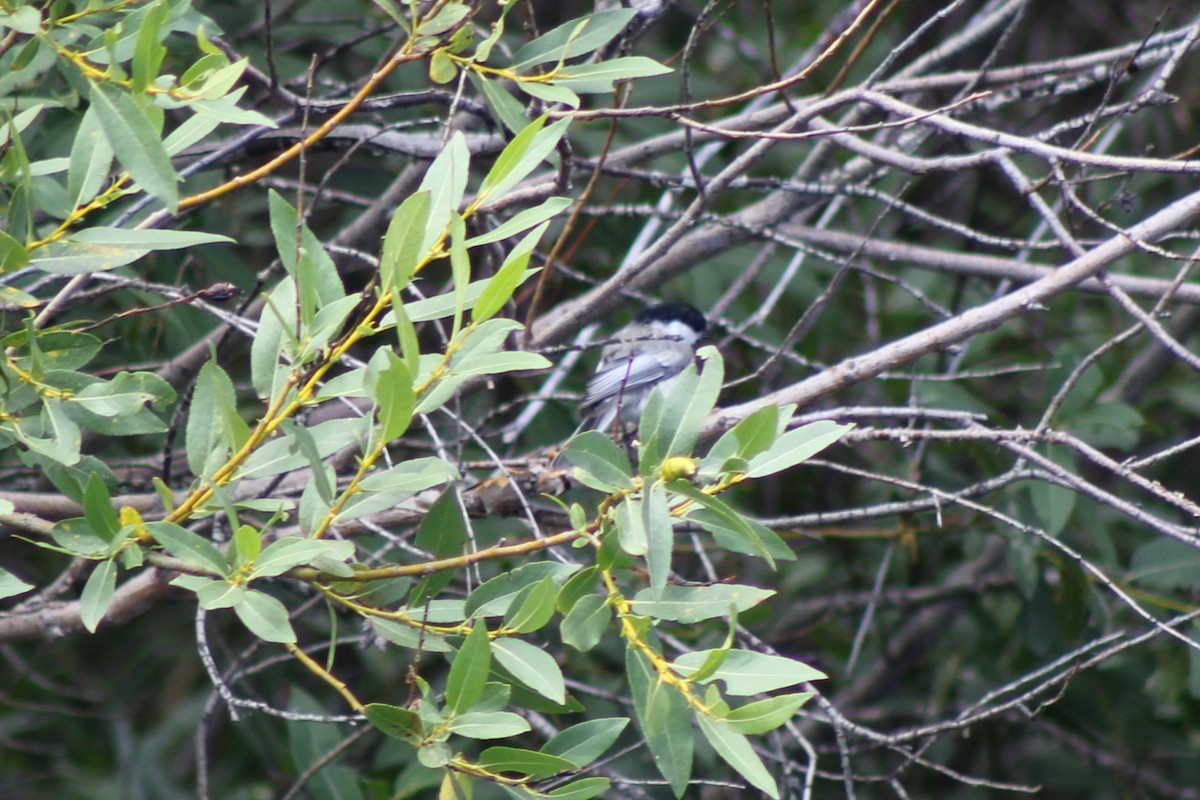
[2,1,1200,799]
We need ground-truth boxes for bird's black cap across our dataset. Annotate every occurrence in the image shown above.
[633,302,707,334]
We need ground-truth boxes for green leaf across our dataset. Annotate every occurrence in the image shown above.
[673,650,826,695]
[132,0,168,91]
[186,58,251,101]
[541,717,628,767]
[297,471,331,535]
[82,471,119,542]
[418,132,470,256]
[555,566,598,613]
[429,48,458,84]
[465,562,580,617]
[518,80,581,108]
[446,711,531,739]
[745,420,853,478]
[67,370,174,418]
[301,294,359,362]
[394,599,466,625]
[451,348,549,378]
[470,72,528,135]
[409,489,468,604]
[1130,538,1200,589]
[396,269,540,322]
[163,104,222,154]
[308,550,356,580]
[197,579,246,610]
[558,430,633,489]
[266,190,346,302]
[492,637,566,703]
[0,105,43,149]
[367,0,408,26]
[477,747,577,779]
[9,33,40,74]
[29,228,232,274]
[560,593,610,652]
[187,359,246,478]
[88,82,178,210]
[49,517,108,558]
[365,702,422,742]
[447,619,491,714]
[511,9,637,69]
[417,2,469,35]
[479,113,549,196]
[546,777,611,800]
[335,457,459,521]
[507,679,585,713]
[663,346,723,459]
[249,537,354,579]
[554,57,673,93]
[479,116,571,203]
[695,714,779,798]
[631,584,775,624]
[146,521,227,575]
[357,457,460,494]
[673,482,793,566]
[80,560,117,633]
[268,196,348,340]
[392,303,421,379]
[34,399,81,465]
[0,6,42,34]
[418,741,452,768]
[233,589,297,643]
[1028,447,1077,538]
[151,476,175,516]
[407,490,466,568]
[627,647,692,797]
[413,374,468,417]
[502,574,559,634]
[381,190,431,293]
[473,222,549,322]
[726,404,786,461]
[464,196,572,248]
[237,417,365,481]
[636,384,676,472]
[724,692,815,734]
[0,567,34,600]
[373,351,416,443]
[190,90,277,127]
[0,229,30,276]
[474,682,513,713]
[615,496,647,556]
[706,513,795,563]
[0,109,34,239]
[683,645,730,685]
[432,319,525,388]
[67,104,114,208]
[447,213,470,340]
[1066,400,1144,449]
[290,248,321,331]
[369,617,453,652]
[643,482,673,598]
[250,281,296,401]
[5,329,101,371]
[639,351,721,468]
[472,0,518,62]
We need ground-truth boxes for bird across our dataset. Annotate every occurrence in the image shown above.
[554,302,707,468]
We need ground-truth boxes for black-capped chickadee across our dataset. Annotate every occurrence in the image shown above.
[555,302,707,466]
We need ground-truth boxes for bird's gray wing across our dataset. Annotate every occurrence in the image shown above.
[580,341,693,414]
